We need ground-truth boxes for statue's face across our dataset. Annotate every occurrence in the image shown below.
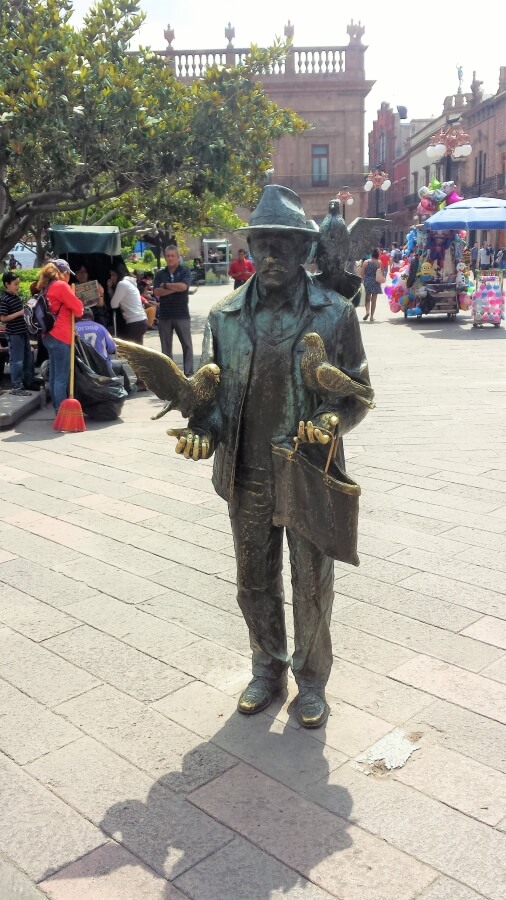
[249,231,309,289]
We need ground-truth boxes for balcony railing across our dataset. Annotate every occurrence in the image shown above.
[461,175,503,197]
[271,174,366,193]
[160,45,354,79]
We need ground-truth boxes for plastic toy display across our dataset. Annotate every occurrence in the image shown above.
[471,274,505,328]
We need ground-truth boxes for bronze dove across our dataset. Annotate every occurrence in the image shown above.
[301,333,375,407]
[315,199,389,306]
[114,339,220,420]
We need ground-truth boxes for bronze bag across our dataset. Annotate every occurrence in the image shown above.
[271,427,361,566]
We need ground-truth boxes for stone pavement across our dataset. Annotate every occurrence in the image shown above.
[0,285,505,900]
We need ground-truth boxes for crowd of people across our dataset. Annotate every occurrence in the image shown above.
[0,244,205,415]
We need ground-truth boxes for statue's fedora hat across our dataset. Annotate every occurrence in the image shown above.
[236,185,319,237]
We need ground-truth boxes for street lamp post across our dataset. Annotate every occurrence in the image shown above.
[426,125,472,181]
[364,168,391,217]
[335,186,354,223]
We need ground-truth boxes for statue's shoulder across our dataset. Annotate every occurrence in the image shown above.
[307,273,353,315]
[209,280,250,317]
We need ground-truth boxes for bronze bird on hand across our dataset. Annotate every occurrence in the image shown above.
[301,333,375,407]
[114,339,220,420]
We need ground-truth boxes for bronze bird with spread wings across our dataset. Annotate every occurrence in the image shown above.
[114,339,220,420]
[301,333,375,408]
[315,200,389,304]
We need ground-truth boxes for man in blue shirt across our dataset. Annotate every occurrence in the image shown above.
[75,308,116,375]
[153,245,193,375]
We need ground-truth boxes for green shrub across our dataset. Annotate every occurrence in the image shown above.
[142,249,155,265]
[12,268,41,300]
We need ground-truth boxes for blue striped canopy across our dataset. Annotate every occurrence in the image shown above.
[424,197,506,230]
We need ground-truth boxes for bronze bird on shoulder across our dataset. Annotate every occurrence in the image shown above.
[315,199,389,306]
[301,333,375,407]
[114,339,220,420]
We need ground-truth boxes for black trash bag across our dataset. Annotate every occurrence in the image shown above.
[73,338,128,420]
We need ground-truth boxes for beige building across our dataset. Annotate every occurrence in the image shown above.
[160,21,374,232]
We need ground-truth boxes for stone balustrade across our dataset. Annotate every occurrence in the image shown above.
[160,46,355,79]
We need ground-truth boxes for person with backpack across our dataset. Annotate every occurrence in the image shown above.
[0,271,34,395]
[36,259,83,415]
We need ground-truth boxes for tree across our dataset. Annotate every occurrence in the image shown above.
[0,0,306,261]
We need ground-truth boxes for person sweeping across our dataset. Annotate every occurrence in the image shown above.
[36,260,84,423]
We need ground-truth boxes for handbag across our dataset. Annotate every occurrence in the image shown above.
[271,424,361,566]
[375,266,386,285]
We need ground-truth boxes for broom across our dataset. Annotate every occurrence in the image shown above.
[53,313,86,432]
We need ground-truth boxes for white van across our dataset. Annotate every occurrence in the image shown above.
[5,242,37,269]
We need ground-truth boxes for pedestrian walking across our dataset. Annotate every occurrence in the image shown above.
[360,249,383,322]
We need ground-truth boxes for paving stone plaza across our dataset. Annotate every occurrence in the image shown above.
[0,286,505,900]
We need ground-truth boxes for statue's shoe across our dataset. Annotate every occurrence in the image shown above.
[237,677,285,715]
[297,691,329,729]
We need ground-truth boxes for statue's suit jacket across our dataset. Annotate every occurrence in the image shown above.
[190,271,372,504]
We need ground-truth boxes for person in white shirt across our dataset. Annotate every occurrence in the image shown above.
[478,243,493,271]
[108,262,147,344]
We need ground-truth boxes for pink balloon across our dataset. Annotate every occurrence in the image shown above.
[446,191,464,205]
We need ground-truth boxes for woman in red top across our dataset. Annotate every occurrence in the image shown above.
[37,259,84,414]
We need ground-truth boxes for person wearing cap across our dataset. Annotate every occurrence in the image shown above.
[36,259,84,414]
[168,185,372,729]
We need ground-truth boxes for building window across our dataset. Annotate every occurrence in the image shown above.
[312,145,329,186]
[423,166,430,186]
[413,171,418,194]
[378,133,386,165]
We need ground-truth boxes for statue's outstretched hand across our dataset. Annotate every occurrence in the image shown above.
[296,414,338,446]
[166,427,214,461]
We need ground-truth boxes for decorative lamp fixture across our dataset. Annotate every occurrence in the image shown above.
[335,186,354,222]
[364,168,391,216]
[364,169,391,191]
[426,125,472,178]
[336,187,354,206]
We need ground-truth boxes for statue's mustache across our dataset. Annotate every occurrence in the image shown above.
[257,262,287,274]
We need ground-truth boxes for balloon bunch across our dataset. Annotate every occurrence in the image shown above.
[384,269,415,314]
[416,179,464,218]
[472,277,504,324]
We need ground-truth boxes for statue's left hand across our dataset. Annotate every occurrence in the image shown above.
[166,427,214,460]
[297,414,338,445]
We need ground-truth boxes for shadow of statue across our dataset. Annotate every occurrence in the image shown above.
[42,700,354,898]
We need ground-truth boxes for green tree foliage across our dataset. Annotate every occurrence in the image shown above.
[0,0,306,260]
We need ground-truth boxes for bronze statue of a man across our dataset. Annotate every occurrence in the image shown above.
[171,186,372,728]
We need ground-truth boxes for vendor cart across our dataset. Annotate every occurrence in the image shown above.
[415,281,460,320]
[471,271,505,327]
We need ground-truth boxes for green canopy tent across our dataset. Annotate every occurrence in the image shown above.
[48,225,122,257]
[47,226,125,331]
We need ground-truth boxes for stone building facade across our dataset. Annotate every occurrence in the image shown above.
[369,69,506,247]
[160,21,374,227]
